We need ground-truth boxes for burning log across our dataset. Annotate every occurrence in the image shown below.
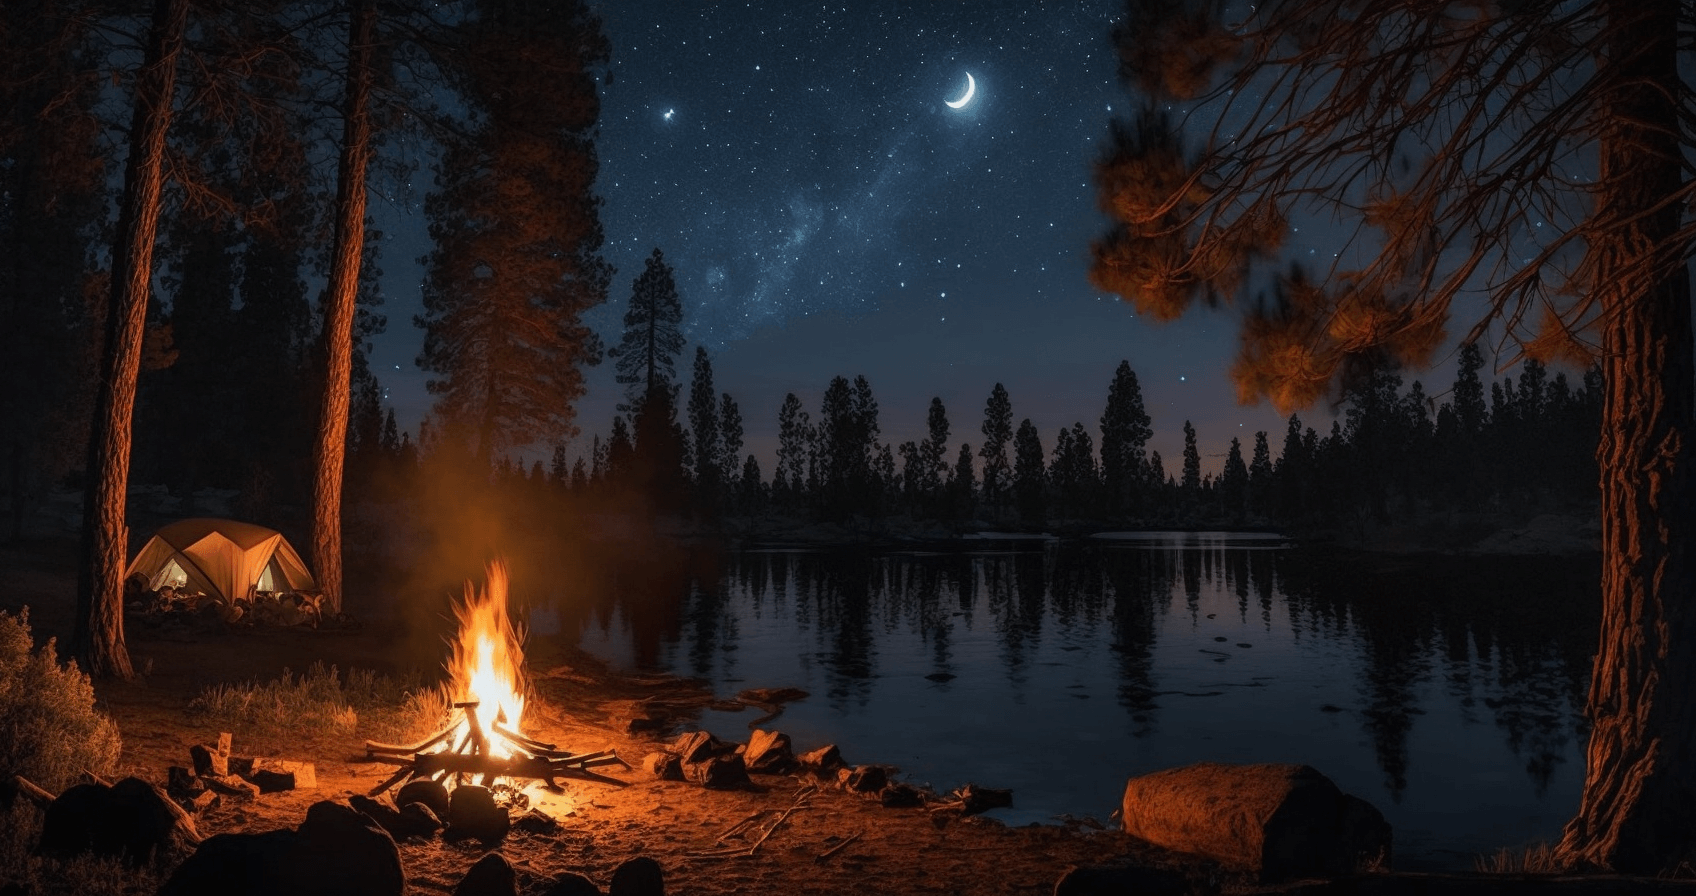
[358,700,629,796]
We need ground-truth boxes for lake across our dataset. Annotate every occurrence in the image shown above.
[568,533,1599,871]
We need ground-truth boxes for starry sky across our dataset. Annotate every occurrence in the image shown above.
[368,0,1317,475]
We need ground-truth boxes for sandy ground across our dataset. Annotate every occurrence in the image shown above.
[2,537,1171,896]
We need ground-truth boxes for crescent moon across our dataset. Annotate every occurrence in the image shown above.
[946,72,976,109]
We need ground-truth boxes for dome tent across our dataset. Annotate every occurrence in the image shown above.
[126,518,316,603]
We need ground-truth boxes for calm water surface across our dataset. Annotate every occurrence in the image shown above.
[570,534,1598,871]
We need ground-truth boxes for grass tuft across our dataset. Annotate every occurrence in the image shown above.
[186,660,451,746]
[1474,841,1564,874]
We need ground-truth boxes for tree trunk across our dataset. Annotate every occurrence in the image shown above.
[72,0,188,678]
[1556,0,1696,873]
[311,0,376,617]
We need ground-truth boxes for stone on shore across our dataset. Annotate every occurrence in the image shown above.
[454,851,517,896]
[743,729,796,774]
[1119,762,1391,883]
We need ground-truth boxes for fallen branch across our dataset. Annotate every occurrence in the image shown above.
[815,830,863,862]
[687,784,817,859]
[12,775,54,809]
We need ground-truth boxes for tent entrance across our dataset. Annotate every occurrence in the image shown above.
[149,559,190,592]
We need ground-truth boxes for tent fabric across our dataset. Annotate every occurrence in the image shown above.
[126,518,317,602]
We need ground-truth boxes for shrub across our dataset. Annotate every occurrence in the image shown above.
[0,608,123,794]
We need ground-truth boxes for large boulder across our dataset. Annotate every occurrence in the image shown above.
[160,799,404,896]
[1119,762,1391,883]
[37,777,199,868]
[296,800,407,896]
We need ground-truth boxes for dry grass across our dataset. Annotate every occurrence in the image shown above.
[185,660,451,747]
[1474,841,1564,874]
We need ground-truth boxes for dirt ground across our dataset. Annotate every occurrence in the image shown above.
[1,537,1176,895]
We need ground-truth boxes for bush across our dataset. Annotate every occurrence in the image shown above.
[0,608,123,793]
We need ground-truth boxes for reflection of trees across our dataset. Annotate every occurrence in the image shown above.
[807,553,878,709]
[1099,546,1165,736]
[1277,551,1598,801]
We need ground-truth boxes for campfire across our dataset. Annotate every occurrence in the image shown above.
[361,562,627,795]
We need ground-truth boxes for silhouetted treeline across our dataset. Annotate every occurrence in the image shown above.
[366,339,1599,536]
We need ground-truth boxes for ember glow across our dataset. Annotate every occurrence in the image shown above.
[446,561,527,759]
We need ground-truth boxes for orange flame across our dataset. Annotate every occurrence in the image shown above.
[447,561,526,758]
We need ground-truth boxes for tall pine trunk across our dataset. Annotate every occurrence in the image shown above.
[1557,0,1696,873]
[311,0,376,617]
[73,0,188,678]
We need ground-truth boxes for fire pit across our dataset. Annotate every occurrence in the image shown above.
[359,563,628,796]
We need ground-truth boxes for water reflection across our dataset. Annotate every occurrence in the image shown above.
[570,538,1597,869]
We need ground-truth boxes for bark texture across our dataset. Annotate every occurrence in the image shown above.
[1557,0,1696,873]
[72,0,189,678]
[310,0,376,616]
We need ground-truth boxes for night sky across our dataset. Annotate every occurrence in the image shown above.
[369,0,1325,475]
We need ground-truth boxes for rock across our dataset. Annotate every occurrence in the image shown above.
[246,759,315,793]
[297,800,406,896]
[188,743,226,778]
[539,872,602,896]
[839,765,886,793]
[444,785,510,842]
[1053,862,1190,896]
[957,783,1013,815]
[161,801,404,896]
[880,783,924,808]
[37,777,199,869]
[608,856,665,896]
[1119,762,1392,883]
[619,714,670,735]
[797,744,844,774]
[167,766,203,798]
[399,801,444,836]
[396,778,452,819]
[672,730,727,764]
[735,686,808,704]
[513,808,560,834]
[743,729,796,774]
[158,829,301,896]
[202,774,259,800]
[685,754,749,790]
[643,752,684,781]
[454,851,517,896]
[350,794,440,841]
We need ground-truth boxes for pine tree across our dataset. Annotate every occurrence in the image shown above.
[1099,360,1153,517]
[1,0,105,541]
[718,393,743,493]
[311,0,378,615]
[1220,437,1248,517]
[687,347,719,498]
[611,249,686,412]
[1012,419,1045,523]
[1248,430,1273,516]
[951,442,975,520]
[978,383,1014,518]
[76,0,190,678]
[416,0,611,463]
[775,392,809,507]
[1180,420,1201,493]
[919,397,950,514]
